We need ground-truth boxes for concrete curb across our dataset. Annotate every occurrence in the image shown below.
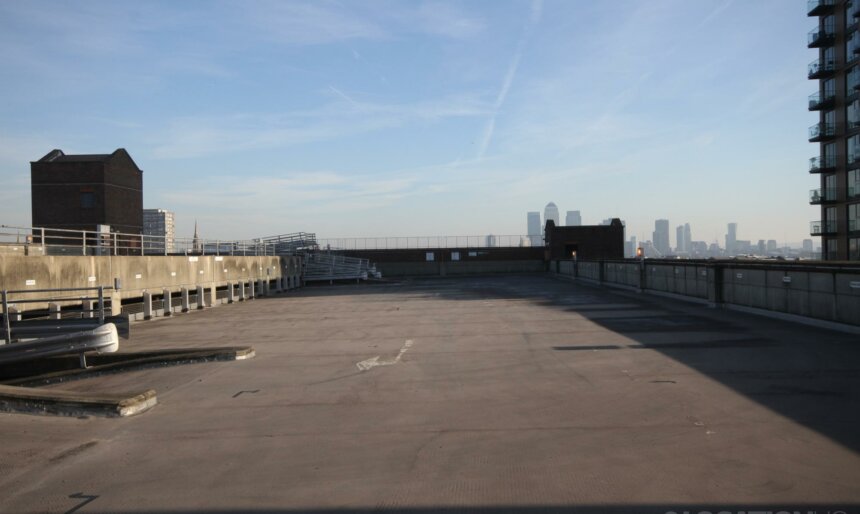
[1,347,256,387]
[0,385,156,418]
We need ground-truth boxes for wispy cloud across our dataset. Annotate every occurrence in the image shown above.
[476,0,542,159]
[151,92,492,159]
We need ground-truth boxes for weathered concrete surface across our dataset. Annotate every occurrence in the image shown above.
[0,275,858,513]
[0,254,301,300]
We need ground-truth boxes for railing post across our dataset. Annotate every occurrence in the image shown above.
[82,230,87,255]
[143,290,153,320]
[2,291,10,345]
[98,286,105,324]
[163,288,172,316]
[181,287,190,313]
[113,233,118,256]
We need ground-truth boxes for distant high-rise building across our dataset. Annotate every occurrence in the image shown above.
[675,225,685,253]
[726,223,738,256]
[653,219,670,256]
[544,202,560,228]
[757,240,766,255]
[767,239,778,253]
[803,238,814,253]
[807,1,860,260]
[143,208,175,254]
[683,223,692,253]
[485,234,497,247]
[565,210,581,226]
[630,236,637,257]
[527,211,542,246]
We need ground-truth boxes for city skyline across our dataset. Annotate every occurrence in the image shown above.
[0,1,817,242]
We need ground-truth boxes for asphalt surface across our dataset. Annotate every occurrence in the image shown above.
[1,274,858,514]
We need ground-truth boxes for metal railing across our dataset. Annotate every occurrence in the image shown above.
[809,122,837,141]
[809,90,835,110]
[808,26,835,47]
[808,0,835,16]
[809,155,837,173]
[810,220,838,235]
[808,57,836,78]
[304,253,374,282]
[0,225,315,257]
[0,286,125,367]
[1,287,109,344]
[317,235,534,250]
[809,187,838,204]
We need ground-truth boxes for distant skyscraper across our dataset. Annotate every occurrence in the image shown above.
[767,239,778,253]
[485,234,497,247]
[653,219,670,256]
[565,210,582,226]
[544,202,560,228]
[143,208,175,254]
[683,223,691,253]
[726,223,738,256]
[527,211,541,246]
[802,239,814,253]
[675,225,685,253]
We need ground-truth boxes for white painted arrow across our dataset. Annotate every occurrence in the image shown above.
[356,340,413,371]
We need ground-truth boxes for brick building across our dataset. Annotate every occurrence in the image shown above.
[544,218,624,260]
[30,148,143,236]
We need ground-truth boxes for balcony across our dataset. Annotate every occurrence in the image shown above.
[809,154,837,173]
[809,90,836,110]
[808,0,835,16]
[808,27,836,48]
[808,58,836,79]
[809,187,838,204]
[809,122,837,142]
[810,220,837,235]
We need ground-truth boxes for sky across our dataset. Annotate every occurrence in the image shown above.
[0,0,818,246]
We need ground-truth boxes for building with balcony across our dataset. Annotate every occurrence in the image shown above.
[808,0,860,259]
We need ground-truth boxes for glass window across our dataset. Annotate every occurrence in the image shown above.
[826,239,838,259]
[825,78,836,97]
[850,1,860,23]
[849,66,860,91]
[850,238,860,259]
[848,135,859,162]
[826,174,837,191]
[848,31,859,62]
[825,46,836,68]
[850,169,860,197]
[850,204,860,231]
[850,99,860,130]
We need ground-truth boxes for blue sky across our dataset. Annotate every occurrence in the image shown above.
[0,0,816,246]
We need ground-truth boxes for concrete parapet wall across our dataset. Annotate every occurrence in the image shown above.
[554,259,860,327]
[0,254,302,312]
[337,247,545,277]
[374,260,545,277]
